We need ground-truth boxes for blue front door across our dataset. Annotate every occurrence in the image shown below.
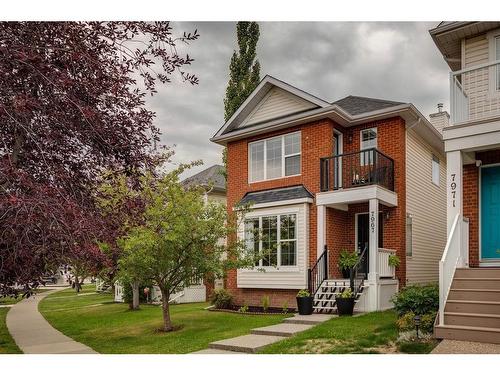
[481,166,500,261]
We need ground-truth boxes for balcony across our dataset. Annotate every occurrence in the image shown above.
[320,148,394,192]
[451,60,500,124]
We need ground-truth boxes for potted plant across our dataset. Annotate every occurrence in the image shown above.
[388,254,401,268]
[296,289,314,315]
[338,250,359,279]
[336,288,355,316]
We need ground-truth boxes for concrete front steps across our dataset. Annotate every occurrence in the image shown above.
[435,267,500,344]
[193,313,334,354]
[313,279,364,314]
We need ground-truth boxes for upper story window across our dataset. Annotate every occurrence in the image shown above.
[360,128,377,165]
[248,132,301,183]
[432,154,440,186]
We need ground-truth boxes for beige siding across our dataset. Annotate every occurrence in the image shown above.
[405,129,447,285]
[462,32,500,120]
[241,87,316,127]
[207,192,226,205]
[237,203,309,289]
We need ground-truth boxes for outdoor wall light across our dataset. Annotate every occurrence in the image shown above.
[414,315,421,339]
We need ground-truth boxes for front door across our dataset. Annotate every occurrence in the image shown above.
[357,213,384,275]
[481,166,500,262]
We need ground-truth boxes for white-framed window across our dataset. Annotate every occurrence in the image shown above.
[360,128,377,165]
[487,30,500,95]
[432,154,440,186]
[406,214,413,257]
[248,132,301,182]
[244,213,297,267]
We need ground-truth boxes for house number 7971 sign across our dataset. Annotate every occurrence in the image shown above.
[370,211,376,233]
[450,173,457,208]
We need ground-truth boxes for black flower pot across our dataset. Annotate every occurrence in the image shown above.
[336,296,355,316]
[341,268,351,279]
[296,296,314,315]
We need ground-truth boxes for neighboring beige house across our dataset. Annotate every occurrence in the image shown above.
[114,164,227,303]
[430,22,500,344]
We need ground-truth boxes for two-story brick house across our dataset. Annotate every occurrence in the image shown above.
[430,22,500,343]
[211,75,446,313]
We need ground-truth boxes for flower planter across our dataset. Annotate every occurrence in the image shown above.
[296,296,314,315]
[341,268,351,279]
[336,296,355,316]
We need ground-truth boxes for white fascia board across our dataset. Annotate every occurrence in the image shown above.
[443,119,500,152]
[233,197,313,211]
[316,186,398,207]
[211,104,406,145]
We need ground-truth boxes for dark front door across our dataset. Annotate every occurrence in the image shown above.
[357,213,384,276]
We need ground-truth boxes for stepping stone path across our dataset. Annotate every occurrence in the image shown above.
[193,313,335,354]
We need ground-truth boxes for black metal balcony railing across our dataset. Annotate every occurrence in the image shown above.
[320,148,394,192]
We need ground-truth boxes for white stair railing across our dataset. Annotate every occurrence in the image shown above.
[439,214,469,326]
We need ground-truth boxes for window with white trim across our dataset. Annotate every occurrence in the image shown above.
[248,132,301,182]
[360,128,377,165]
[406,214,413,257]
[244,213,297,267]
[432,154,440,186]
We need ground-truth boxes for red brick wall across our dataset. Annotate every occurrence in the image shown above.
[464,150,500,266]
[225,116,407,307]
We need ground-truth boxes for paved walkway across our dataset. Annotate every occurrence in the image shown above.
[6,288,97,354]
[432,339,500,354]
[193,313,334,354]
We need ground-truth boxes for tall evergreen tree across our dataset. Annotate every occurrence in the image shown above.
[222,22,261,180]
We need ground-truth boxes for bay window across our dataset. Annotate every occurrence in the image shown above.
[244,213,297,267]
[248,132,301,182]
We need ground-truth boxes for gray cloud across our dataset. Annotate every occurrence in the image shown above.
[146,22,449,178]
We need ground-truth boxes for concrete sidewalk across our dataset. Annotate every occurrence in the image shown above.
[6,288,97,354]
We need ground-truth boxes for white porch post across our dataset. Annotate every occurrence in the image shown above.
[367,198,379,311]
[317,204,326,259]
[447,150,463,235]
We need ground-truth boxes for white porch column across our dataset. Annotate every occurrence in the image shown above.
[317,204,326,259]
[367,198,379,311]
[446,150,463,234]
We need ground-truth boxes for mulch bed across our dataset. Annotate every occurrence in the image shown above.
[208,305,296,315]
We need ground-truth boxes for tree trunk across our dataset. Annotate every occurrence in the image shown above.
[74,276,81,293]
[131,281,140,310]
[159,286,173,332]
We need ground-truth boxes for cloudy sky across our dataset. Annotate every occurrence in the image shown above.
[146,22,450,178]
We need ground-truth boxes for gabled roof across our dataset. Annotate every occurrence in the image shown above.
[238,185,313,207]
[210,75,444,154]
[213,75,330,139]
[182,164,226,193]
[332,96,406,116]
[429,22,500,71]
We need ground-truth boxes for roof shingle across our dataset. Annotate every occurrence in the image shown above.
[238,185,313,206]
[182,164,226,193]
[332,95,405,116]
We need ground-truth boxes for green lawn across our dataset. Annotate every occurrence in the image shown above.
[0,287,55,354]
[39,285,290,354]
[261,310,437,354]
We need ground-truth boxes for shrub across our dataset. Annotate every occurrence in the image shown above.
[297,289,310,297]
[338,250,358,270]
[339,288,354,298]
[262,295,270,312]
[396,311,436,334]
[210,289,233,309]
[122,282,152,304]
[388,254,401,268]
[391,284,439,316]
[282,301,289,314]
[238,304,249,313]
